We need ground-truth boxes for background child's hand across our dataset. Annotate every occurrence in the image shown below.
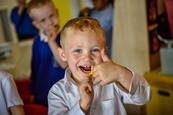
[80,7,91,16]
[48,25,59,42]
[18,4,25,15]
[78,77,94,114]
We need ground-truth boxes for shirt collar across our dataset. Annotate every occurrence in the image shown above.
[39,29,61,43]
[64,68,78,93]
[39,31,48,42]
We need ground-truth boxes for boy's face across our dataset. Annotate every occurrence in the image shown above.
[60,30,106,83]
[92,0,109,11]
[32,2,59,35]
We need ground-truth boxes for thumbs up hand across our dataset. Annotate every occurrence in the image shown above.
[93,49,126,86]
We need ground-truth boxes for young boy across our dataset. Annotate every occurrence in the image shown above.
[0,70,25,115]
[11,0,39,41]
[79,0,113,58]
[27,0,67,107]
[48,17,151,115]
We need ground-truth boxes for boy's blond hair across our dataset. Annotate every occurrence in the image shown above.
[60,17,106,49]
[27,0,53,19]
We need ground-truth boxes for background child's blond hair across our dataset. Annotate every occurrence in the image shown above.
[27,0,53,19]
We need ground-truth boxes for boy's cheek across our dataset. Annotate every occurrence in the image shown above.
[96,57,104,65]
[32,21,43,31]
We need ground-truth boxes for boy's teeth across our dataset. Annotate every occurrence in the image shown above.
[80,66,91,72]
[84,65,90,67]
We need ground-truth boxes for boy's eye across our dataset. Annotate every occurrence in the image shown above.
[50,14,54,18]
[40,19,45,24]
[74,49,82,53]
[92,49,100,52]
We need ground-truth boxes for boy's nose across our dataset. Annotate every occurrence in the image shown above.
[83,52,92,61]
[47,18,54,25]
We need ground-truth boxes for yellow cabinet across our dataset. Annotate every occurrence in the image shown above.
[146,86,173,115]
[144,68,173,115]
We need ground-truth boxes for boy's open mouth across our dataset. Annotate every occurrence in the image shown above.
[79,66,91,74]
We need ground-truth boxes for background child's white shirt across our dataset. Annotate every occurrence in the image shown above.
[48,67,151,115]
[0,70,23,115]
[39,29,61,43]
[40,31,48,42]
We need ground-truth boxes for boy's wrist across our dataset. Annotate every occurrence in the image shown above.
[116,66,133,92]
[116,66,129,82]
[48,39,59,46]
[80,100,90,114]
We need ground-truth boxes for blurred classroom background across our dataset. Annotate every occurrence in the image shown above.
[0,0,173,115]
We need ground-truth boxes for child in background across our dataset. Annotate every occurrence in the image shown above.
[79,0,113,58]
[27,0,67,107]
[0,70,25,115]
[48,17,151,115]
[11,0,39,41]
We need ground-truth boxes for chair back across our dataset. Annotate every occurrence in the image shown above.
[24,104,48,115]
[15,78,31,103]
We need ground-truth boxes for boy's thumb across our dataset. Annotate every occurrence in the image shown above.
[101,49,111,62]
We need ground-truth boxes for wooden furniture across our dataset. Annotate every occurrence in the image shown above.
[0,41,32,79]
[113,1,167,114]
[164,0,173,38]
[144,68,173,115]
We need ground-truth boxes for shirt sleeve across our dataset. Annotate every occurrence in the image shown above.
[48,84,85,115]
[2,73,23,108]
[116,72,151,105]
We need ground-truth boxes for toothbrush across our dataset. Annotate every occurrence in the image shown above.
[89,65,94,78]
[86,66,94,93]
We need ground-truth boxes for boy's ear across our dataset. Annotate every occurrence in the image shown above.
[57,47,67,61]
[105,46,108,54]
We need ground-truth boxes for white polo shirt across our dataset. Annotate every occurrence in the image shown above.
[48,67,151,115]
[0,71,23,115]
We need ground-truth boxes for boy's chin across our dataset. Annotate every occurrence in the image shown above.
[71,74,87,81]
